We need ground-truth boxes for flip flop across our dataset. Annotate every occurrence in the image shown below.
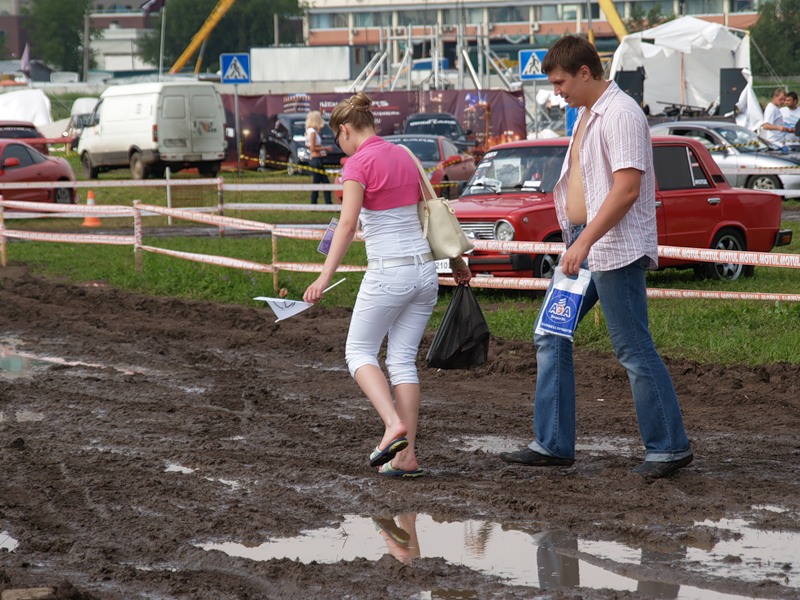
[372,517,411,545]
[369,436,408,467]
[378,460,424,478]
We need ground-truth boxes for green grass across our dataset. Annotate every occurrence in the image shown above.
[5,149,800,366]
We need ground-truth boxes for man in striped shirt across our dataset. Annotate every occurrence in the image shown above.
[500,36,693,479]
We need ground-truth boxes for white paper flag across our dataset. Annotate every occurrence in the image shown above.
[254,297,314,322]
[253,278,346,322]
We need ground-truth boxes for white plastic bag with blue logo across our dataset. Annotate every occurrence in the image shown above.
[534,266,592,341]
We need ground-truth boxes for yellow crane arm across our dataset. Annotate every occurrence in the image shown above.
[168,0,237,74]
[597,0,629,43]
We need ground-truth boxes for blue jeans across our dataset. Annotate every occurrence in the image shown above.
[530,254,692,463]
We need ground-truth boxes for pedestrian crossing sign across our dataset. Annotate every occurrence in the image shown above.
[518,49,548,81]
[220,53,251,84]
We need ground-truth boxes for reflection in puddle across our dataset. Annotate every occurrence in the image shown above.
[454,434,637,456]
[197,514,780,599]
[0,338,141,377]
[0,410,46,423]
[165,463,196,474]
[687,518,799,587]
[0,531,19,552]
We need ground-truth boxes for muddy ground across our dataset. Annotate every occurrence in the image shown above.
[1,265,799,600]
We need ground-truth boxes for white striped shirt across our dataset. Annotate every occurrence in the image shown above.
[553,81,658,271]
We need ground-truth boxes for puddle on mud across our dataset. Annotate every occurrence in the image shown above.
[1,338,142,377]
[455,434,638,456]
[198,513,797,599]
[0,531,19,553]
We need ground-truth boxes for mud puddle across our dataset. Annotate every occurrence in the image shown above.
[197,513,795,599]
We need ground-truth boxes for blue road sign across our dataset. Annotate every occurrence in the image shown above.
[519,49,549,81]
[220,53,251,84]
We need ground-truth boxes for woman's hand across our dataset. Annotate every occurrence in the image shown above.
[303,274,333,304]
[449,257,472,285]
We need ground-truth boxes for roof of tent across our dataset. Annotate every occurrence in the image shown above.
[609,16,751,116]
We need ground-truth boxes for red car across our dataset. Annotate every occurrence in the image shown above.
[0,121,49,155]
[334,134,477,202]
[453,136,792,281]
[0,139,76,205]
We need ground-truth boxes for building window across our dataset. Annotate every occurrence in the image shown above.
[309,12,348,29]
[537,4,590,21]
[353,12,391,27]
[442,7,485,25]
[683,0,724,14]
[397,10,437,26]
[488,6,527,24]
[732,0,758,11]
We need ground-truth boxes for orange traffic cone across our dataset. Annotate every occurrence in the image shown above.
[82,191,101,227]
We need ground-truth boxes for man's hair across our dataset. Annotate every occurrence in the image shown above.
[542,35,604,79]
[773,87,787,98]
[787,91,798,101]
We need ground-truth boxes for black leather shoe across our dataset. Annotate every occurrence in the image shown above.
[633,454,693,479]
[499,448,574,467]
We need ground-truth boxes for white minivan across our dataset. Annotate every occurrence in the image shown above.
[78,81,226,179]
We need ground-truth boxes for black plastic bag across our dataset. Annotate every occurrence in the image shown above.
[426,284,490,369]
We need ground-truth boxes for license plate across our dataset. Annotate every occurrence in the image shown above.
[435,256,468,273]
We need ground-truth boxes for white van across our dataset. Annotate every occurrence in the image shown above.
[78,81,226,179]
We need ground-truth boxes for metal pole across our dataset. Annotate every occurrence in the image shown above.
[158,5,167,79]
[133,200,143,273]
[0,201,6,268]
[533,81,538,138]
[234,83,241,175]
[83,12,90,82]
[166,166,172,226]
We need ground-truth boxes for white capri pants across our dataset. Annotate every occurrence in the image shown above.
[345,261,439,386]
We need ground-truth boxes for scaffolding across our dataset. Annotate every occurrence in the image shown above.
[347,24,547,136]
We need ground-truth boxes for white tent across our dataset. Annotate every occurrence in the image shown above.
[609,16,754,119]
[0,88,52,126]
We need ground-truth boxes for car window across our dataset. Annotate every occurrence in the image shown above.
[464,145,566,194]
[0,126,42,140]
[406,117,462,139]
[22,144,46,165]
[653,145,711,190]
[441,139,460,159]
[2,143,35,168]
[391,138,439,162]
[711,125,770,153]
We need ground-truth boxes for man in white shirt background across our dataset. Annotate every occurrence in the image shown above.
[780,91,800,147]
[761,87,792,146]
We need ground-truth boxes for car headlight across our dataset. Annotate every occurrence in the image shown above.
[494,220,515,241]
[297,147,311,161]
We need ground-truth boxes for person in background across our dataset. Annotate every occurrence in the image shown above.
[498,35,693,479]
[760,88,792,146]
[303,92,471,478]
[305,110,332,205]
[780,91,800,148]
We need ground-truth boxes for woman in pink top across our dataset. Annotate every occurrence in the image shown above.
[303,92,471,478]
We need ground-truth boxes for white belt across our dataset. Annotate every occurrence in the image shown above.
[367,252,434,270]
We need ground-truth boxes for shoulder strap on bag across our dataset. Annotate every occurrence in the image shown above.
[399,144,438,203]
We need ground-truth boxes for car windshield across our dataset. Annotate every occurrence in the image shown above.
[388,138,439,162]
[463,145,566,195]
[0,128,41,139]
[711,125,773,153]
[407,118,462,139]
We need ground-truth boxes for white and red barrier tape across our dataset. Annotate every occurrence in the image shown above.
[136,203,274,232]
[2,197,799,302]
[2,230,134,245]
[140,245,275,273]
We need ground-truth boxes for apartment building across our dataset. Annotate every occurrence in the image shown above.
[304,0,761,67]
[0,0,152,72]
